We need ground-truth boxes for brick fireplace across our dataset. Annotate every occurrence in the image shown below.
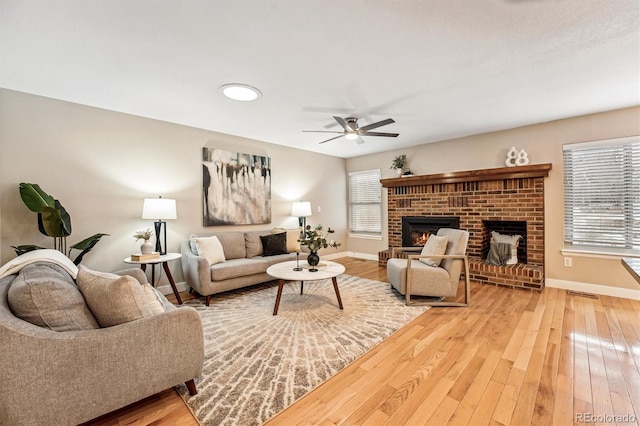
[379,164,552,290]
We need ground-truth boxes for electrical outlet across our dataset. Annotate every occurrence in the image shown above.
[564,257,572,267]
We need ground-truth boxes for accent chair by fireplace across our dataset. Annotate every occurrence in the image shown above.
[387,228,470,307]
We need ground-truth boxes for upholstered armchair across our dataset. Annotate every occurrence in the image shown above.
[387,228,470,306]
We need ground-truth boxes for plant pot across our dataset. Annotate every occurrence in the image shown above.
[307,251,320,272]
[140,240,154,254]
[396,168,402,176]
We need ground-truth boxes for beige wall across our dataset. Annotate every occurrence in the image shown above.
[347,106,640,290]
[0,89,347,285]
[2,89,639,292]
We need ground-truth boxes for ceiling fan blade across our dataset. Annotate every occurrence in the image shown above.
[355,136,366,145]
[303,130,345,134]
[358,118,395,132]
[318,135,344,144]
[333,116,354,132]
[360,131,399,137]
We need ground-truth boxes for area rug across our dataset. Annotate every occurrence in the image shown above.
[176,274,429,425]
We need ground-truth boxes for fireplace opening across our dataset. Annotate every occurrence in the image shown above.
[402,216,460,247]
[482,220,527,264]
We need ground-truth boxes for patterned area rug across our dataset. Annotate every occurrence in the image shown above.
[176,274,429,425]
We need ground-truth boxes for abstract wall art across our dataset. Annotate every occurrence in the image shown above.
[202,148,271,226]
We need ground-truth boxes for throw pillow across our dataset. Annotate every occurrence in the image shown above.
[142,283,167,315]
[76,265,153,328]
[418,234,449,267]
[260,232,288,256]
[195,235,226,265]
[7,262,99,331]
[272,228,301,252]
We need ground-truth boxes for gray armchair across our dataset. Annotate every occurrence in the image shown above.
[387,228,470,306]
[0,266,204,426]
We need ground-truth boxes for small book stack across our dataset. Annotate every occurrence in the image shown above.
[131,252,160,261]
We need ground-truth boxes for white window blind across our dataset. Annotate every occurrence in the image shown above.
[349,169,382,235]
[563,136,640,252]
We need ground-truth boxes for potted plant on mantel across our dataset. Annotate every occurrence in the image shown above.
[391,154,410,176]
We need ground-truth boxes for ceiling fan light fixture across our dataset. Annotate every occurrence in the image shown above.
[219,83,262,101]
[345,132,358,140]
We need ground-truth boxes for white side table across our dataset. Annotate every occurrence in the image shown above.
[124,252,183,304]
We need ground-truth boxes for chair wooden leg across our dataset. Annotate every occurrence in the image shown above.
[185,379,197,396]
[205,295,211,306]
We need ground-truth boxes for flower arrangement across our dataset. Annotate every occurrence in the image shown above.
[298,224,341,252]
[133,228,153,242]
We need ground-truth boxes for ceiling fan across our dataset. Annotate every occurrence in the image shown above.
[303,116,399,144]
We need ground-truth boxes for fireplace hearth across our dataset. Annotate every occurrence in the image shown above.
[402,216,460,247]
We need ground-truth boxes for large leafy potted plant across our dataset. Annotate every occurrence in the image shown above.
[11,182,108,265]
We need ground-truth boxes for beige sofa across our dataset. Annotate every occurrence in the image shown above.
[181,229,300,305]
[0,259,204,426]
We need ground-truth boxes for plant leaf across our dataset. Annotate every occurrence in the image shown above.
[19,183,56,212]
[70,233,109,265]
[11,245,46,256]
[38,207,70,237]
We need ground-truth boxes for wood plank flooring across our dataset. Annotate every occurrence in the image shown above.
[85,257,640,425]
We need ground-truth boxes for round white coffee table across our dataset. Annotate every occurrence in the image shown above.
[266,260,346,315]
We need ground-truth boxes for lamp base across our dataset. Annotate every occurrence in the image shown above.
[154,220,167,255]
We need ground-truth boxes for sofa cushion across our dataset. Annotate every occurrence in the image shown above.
[260,232,288,256]
[7,262,99,331]
[272,228,301,252]
[244,230,271,258]
[419,234,448,267]
[261,252,298,267]
[195,235,226,265]
[214,232,247,260]
[210,258,268,281]
[76,265,153,327]
[190,232,246,260]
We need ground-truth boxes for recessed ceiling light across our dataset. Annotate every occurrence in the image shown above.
[219,83,262,101]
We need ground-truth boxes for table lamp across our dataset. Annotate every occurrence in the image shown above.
[291,201,312,231]
[142,196,177,255]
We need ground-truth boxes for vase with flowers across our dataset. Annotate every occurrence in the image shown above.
[298,224,341,271]
[133,228,154,254]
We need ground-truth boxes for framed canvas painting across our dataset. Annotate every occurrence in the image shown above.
[202,148,271,226]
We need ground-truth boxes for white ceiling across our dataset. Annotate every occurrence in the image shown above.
[1,0,638,158]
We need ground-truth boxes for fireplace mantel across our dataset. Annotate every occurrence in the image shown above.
[380,163,552,188]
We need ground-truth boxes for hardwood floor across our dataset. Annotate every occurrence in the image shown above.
[85,257,640,425]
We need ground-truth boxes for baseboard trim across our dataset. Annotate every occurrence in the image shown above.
[546,278,640,301]
[346,251,378,261]
[157,282,189,296]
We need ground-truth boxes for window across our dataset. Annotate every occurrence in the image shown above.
[563,136,640,253]
[349,169,382,236]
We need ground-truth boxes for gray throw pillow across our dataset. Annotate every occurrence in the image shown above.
[76,265,153,327]
[7,262,99,331]
[260,232,288,256]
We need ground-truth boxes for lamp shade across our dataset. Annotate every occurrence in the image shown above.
[142,198,177,220]
[291,201,312,217]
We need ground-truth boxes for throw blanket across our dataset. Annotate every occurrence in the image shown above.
[0,249,78,279]
[486,242,511,266]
